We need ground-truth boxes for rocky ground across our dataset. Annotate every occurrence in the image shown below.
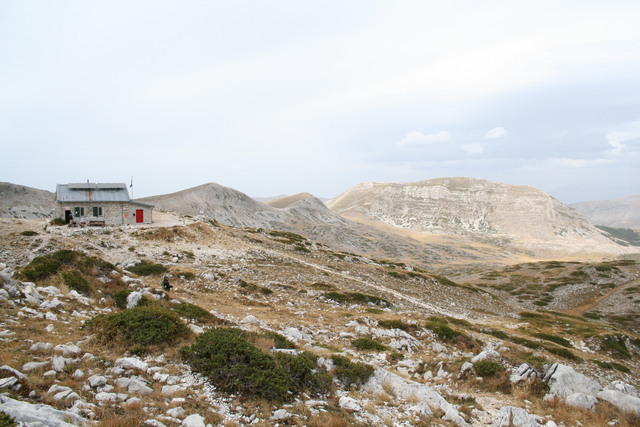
[0,215,639,426]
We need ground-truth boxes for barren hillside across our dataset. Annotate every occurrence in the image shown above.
[0,182,55,219]
[571,195,640,230]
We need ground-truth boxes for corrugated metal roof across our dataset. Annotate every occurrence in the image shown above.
[56,183,131,202]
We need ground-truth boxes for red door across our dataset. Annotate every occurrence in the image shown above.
[135,209,144,223]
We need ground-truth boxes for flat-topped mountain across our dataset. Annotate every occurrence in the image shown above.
[571,195,640,230]
[327,177,628,255]
[0,182,55,219]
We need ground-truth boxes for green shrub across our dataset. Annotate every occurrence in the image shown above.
[170,302,217,323]
[0,411,16,427]
[323,292,391,307]
[274,351,331,395]
[485,329,509,339]
[351,337,387,351]
[365,308,384,314]
[264,332,296,349]
[593,359,631,373]
[50,218,66,226]
[378,319,416,332]
[113,290,133,309]
[543,345,581,361]
[425,321,459,341]
[62,270,91,294]
[601,335,630,359]
[20,230,38,236]
[180,328,290,401]
[331,355,374,388]
[126,261,167,276]
[20,250,114,281]
[533,333,572,348]
[473,360,503,377]
[88,306,190,348]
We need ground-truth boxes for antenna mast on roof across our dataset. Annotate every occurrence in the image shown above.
[130,177,133,199]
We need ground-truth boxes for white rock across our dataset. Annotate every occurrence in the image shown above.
[45,324,55,333]
[493,406,542,427]
[40,298,64,310]
[510,363,538,384]
[127,378,153,395]
[0,365,26,379]
[52,355,72,372]
[30,342,53,353]
[282,327,312,342]
[459,362,474,378]
[45,312,58,321]
[162,385,185,395]
[72,369,84,379]
[126,291,143,308]
[43,370,57,377]
[144,420,167,427]
[605,380,638,398]
[37,286,62,297]
[22,361,49,371]
[597,390,640,415]
[471,344,501,363]
[88,375,108,388]
[126,397,142,406]
[364,368,468,426]
[0,377,18,389]
[429,342,448,353]
[115,357,148,371]
[188,324,204,334]
[182,414,206,427]
[54,343,81,356]
[68,290,91,305]
[338,396,362,412]
[565,392,597,409]
[0,394,87,426]
[95,392,118,402]
[167,407,185,418]
[542,363,601,399]
[240,315,261,325]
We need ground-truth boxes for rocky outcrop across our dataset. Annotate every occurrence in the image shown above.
[0,395,87,426]
[542,363,601,399]
[0,182,54,219]
[327,177,628,255]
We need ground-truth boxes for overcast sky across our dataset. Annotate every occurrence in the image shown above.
[2,1,639,202]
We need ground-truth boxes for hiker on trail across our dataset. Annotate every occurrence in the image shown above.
[162,275,172,292]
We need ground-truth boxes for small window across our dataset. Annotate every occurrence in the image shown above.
[92,207,103,217]
[73,207,85,217]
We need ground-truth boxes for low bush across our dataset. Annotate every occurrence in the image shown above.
[473,360,503,377]
[264,332,296,349]
[601,335,630,359]
[425,320,459,341]
[543,345,581,361]
[323,292,391,307]
[126,261,167,276]
[351,337,387,351]
[331,355,374,388]
[0,411,16,427]
[274,351,332,394]
[50,218,66,226]
[181,328,290,401]
[533,333,572,348]
[170,302,218,323]
[20,250,114,281]
[113,290,133,309]
[593,359,631,373]
[378,319,416,332]
[20,230,38,236]
[175,271,196,280]
[87,306,190,348]
[62,270,91,294]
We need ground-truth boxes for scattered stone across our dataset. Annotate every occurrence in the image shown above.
[542,363,601,399]
[115,357,148,371]
[597,390,640,415]
[0,394,87,426]
[338,395,362,412]
[126,291,143,308]
[182,414,206,427]
[605,381,638,398]
[30,342,53,353]
[88,375,108,388]
[0,365,26,379]
[162,385,185,395]
[565,392,597,410]
[510,363,538,384]
[54,343,81,356]
[493,406,542,427]
[22,361,49,371]
[167,407,185,418]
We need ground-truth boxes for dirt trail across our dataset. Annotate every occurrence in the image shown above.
[565,277,640,316]
[271,249,470,320]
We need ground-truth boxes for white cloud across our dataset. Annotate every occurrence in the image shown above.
[398,130,451,146]
[461,143,486,154]
[484,127,508,139]
[605,122,640,154]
